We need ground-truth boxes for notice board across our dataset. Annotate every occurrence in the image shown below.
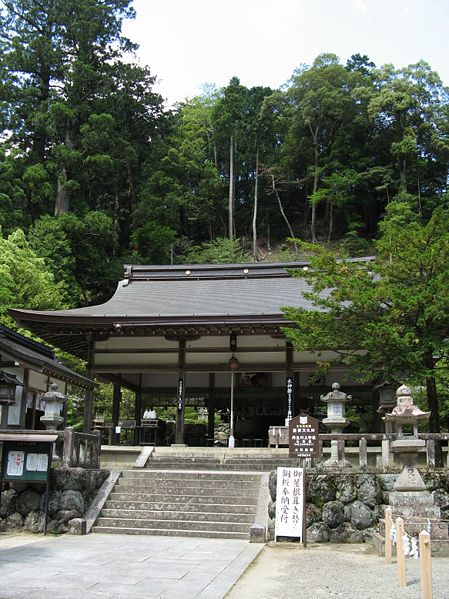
[1,441,51,482]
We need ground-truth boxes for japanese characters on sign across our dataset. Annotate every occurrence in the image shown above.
[177,378,183,411]
[7,450,25,476]
[289,413,320,458]
[1,441,52,482]
[286,376,293,421]
[275,467,304,539]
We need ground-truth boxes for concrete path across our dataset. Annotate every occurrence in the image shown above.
[0,532,263,599]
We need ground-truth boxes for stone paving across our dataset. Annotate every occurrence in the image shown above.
[0,532,262,599]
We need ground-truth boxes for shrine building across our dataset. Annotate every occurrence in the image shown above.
[9,262,376,445]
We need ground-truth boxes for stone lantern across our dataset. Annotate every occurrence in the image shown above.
[384,385,432,491]
[40,382,66,431]
[320,382,352,466]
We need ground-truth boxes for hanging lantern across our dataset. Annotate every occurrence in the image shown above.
[228,354,240,370]
[0,371,21,405]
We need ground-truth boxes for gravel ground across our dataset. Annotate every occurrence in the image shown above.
[226,542,448,599]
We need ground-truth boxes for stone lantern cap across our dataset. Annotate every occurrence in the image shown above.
[384,384,430,425]
[42,382,66,402]
[320,382,352,404]
[320,382,352,428]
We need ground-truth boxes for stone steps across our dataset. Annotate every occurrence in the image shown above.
[145,458,296,471]
[108,492,257,505]
[93,469,261,540]
[92,526,249,540]
[100,508,255,523]
[116,478,259,490]
[104,500,256,513]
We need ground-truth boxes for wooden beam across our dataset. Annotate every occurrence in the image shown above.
[92,362,327,373]
[94,345,286,354]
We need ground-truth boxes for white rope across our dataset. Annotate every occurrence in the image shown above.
[389,523,420,558]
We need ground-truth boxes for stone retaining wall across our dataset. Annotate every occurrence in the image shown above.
[268,469,449,543]
[0,467,109,534]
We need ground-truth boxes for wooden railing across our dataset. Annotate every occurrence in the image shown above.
[268,426,449,468]
[60,427,101,469]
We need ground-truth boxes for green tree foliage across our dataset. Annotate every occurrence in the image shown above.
[0,228,65,324]
[29,212,122,305]
[186,237,247,264]
[283,200,449,431]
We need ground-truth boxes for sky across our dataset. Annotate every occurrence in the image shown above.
[122,0,449,106]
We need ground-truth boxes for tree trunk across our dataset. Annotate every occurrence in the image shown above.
[54,127,74,215]
[271,175,297,251]
[426,375,440,433]
[55,168,70,215]
[228,133,235,240]
[310,128,320,243]
[327,200,333,243]
[252,144,259,261]
[400,157,407,192]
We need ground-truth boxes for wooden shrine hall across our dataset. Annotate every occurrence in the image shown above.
[10,262,373,446]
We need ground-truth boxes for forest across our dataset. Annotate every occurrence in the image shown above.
[1,1,449,430]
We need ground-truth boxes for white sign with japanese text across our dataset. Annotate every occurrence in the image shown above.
[6,450,25,476]
[275,467,304,539]
[26,453,49,472]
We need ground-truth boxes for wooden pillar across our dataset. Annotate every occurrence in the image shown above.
[175,340,186,445]
[83,336,95,433]
[286,342,294,421]
[111,376,121,445]
[0,403,8,427]
[207,373,215,441]
[134,374,143,445]
[19,368,30,428]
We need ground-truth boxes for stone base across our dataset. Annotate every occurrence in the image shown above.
[389,490,441,519]
[371,531,449,557]
[379,517,448,540]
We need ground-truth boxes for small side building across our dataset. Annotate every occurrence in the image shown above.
[0,324,94,430]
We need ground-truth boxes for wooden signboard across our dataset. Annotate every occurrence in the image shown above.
[0,435,56,534]
[289,413,320,458]
[274,466,306,543]
[1,441,51,482]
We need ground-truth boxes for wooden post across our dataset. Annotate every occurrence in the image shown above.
[382,437,390,468]
[62,426,75,467]
[19,367,30,428]
[83,336,95,433]
[207,373,215,442]
[359,437,368,468]
[337,439,345,466]
[134,373,142,446]
[419,530,432,599]
[447,440,449,469]
[111,378,121,445]
[396,517,406,587]
[426,439,436,469]
[286,342,294,421]
[384,507,393,564]
[175,340,186,445]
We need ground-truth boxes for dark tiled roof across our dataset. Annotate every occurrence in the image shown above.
[0,325,94,389]
[10,262,319,320]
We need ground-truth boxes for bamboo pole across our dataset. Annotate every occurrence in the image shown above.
[419,530,432,599]
[384,507,393,564]
[396,517,406,587]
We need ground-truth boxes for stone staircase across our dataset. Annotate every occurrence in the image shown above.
[144,447,299,471]
[92,469,262,539]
